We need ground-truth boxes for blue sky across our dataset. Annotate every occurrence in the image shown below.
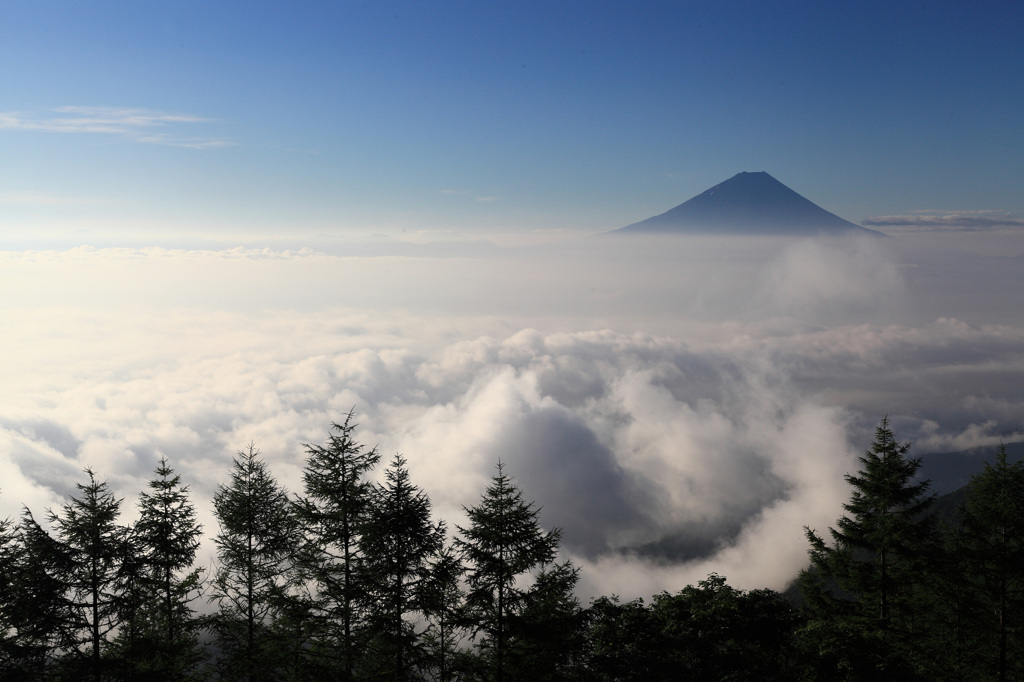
[2,0,1022,242]
[3,1,1024,597]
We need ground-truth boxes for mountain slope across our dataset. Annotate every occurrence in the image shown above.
[613,171,885,236]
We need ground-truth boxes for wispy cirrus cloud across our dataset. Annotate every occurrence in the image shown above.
[0,192,106,206]
[0,106,232,149]
[863,210,1024,231]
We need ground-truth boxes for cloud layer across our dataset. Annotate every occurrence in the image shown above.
[1,232,1022,599]
[864,210,1024,231]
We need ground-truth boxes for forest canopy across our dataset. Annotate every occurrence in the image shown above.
[0,414,1021,681]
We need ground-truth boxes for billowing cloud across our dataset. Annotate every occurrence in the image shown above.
[0,232,1022,600]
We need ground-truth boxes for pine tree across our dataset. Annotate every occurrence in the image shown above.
[211,443,297,682]
[957,443,1024,681]
[420,544,468,682]
[109,526,150,679]
[509,560,587,681]
[48,468,129,682]
[359,453,444,681]
[457,461,560,682]
[7,509,74,676]
[933,514,986,681]
[0,500,25,672]
[294,411,380,679]
[133,457,205,680]
[801,417,938,679]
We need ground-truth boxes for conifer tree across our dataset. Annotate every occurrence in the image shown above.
[801,417,938,679]
[420,544,468,682]
[295,410,380,679]
[0,501,25,672]
[360,453,444,680]
[133,457,205,679]
[48,468,129,682]
[509,560,586,681]
[457,461,560,682]
[109,527,150,678]
[957,443,1024,681]
[8,509,73,676]
[211,444,297,682]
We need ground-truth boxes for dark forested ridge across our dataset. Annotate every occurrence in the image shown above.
[1,412,1022,681]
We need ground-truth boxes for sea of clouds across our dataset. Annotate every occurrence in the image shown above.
[1,231,1022,599]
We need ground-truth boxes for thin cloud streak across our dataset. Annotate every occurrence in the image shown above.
[0,192,106,206]
[0,106,233,148]
[863,210,1024,231]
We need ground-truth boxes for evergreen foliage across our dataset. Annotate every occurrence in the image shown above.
[359,453,445,680]
[801,417,939,679]
[47,468,129,681]
[294,410,380,679]
[456,461,561,682]
[6,508,74,677]
[2,414,1024,680]
[0,503,21,668]
[588,574,800,681]
[954,443,1024,681]
[131,457,205,680]
[419,543,468,682]
[210,443,297,682]
[507,559,587,681]
[587,594,662,681]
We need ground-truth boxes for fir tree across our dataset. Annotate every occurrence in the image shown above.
[420,544,468,682]
[133,457,205,680]
[0,504,15,620]
[109,526,150,679]
[211,443,297,682]
[957,443,1024,681]
[7,508,74,676]
[294,411,380,679]
[457,461,560,682]
[509,560,587,681]
[48,468,129,682]
[0,500,26,673]
[360,453,445,681]
[801,417,938,679]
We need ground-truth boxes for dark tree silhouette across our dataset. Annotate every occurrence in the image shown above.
[420,543,468,682]
[295,410,380,679]
[956,444,1024,681]
[360,453,444,680]
[509,559,587,681]
[211,444,296,682]
[47,468,129,682]
[801,417,938,679]
[132,457,205,679]
[457,461,560,682]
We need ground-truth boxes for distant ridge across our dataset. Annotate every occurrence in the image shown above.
[613,171,885,236]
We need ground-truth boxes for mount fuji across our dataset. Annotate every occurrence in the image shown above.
[613,172,885,236]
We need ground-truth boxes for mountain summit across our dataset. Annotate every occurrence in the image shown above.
[613,172,884,236]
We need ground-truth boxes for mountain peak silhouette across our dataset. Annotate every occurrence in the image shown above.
[614,172,883,236]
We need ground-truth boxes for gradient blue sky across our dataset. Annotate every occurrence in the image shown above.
[2,1,1022,243]
[3,1,1024,596]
